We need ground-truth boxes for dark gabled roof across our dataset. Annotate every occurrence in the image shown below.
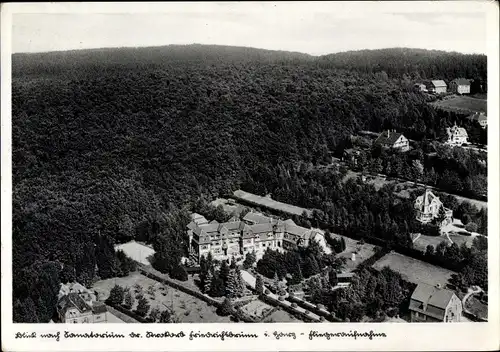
[92,301,108,314]
[450,78,471,86]
[468,112,487,122]
[375,131,404,146]
[58,292,92,315]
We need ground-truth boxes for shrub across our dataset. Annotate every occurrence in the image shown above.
[465,222,478,233]
[291,303,298,308]
[107,285,125,306]
[264,289,270,295]
[278,296,285,301]
[304,310,310,315]
[317,304,326,310]
[320,316,325,322]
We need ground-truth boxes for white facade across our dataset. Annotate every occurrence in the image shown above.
[446,125,469,145]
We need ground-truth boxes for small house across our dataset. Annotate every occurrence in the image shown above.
[57,283,108,323]
[449,78,471,95]
[409,283,463,322]
[414,83,428,92]
[467,112,487,129]
[429,80,447,94]
[374,130,410,152]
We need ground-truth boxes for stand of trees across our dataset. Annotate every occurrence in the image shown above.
[12,45,487,322]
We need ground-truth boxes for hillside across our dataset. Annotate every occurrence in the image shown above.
[11,44,487,322]
[317,48,487,83]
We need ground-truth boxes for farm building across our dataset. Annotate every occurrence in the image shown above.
[428,80,447,94]
[374,130,410,152]
[409,283,463,322]
[449,78,471,94]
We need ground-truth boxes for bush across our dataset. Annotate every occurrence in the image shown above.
[264,289,270,295]
[291,303,298,308]
[278,296,285,301]
[304,310,310,315]
[320,316,325,322]
[317,304,326,311]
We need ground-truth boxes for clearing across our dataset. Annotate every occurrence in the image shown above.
[430,95,487,114]
[115,241,155,266]
[92,272,231,323]
[328,233,377,272]
[372,252,456,287]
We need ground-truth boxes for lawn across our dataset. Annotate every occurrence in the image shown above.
[92,272,231,323]
[372,252,456,287]
[411,233,451,253]
[328,233,377,272]
[261,308,302,323]
[114,241,155,266]
[430,95,487,113]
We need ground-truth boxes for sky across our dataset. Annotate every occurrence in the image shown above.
[10,2,488,55]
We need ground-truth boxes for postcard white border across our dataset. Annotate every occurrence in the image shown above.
[2,2,499,351]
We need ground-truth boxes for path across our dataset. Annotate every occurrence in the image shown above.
[462,286,483,311]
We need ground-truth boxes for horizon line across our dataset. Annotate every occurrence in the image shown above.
[11,43,487,57]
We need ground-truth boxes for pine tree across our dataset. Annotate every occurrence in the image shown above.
[341,237,347,252]
[149,307,161,322]
[226,269,240,298]
[124,291,135,310]
[108,284,125,306]
[218,297,234,316]
[159,309,172,323]
[255,274,264,295]
[219,260,230,286]
[204,270,213,294]
[235,266,246,295]
[273,272,280,292]
[136,296,150,317]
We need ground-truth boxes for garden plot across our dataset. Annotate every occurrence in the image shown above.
[92,272,231,323]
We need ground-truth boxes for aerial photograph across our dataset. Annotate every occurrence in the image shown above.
[11,4,488,324]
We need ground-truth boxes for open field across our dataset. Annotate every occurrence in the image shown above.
[233,190,312,217]
[92,272,231,323]
[430,95,487,113]
[372,252,455,287]
[115,241,155,266]
[261,308,302,323]
[328,233,378,272]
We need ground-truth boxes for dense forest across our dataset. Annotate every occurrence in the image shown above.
[12,45,487,322]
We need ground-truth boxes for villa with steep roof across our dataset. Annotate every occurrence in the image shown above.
[57,282,108,323]
[467,112,487,129]
[415,189,453,226]
[188,212,322,261]
[409,283,462,322]
[445,124,469,145]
